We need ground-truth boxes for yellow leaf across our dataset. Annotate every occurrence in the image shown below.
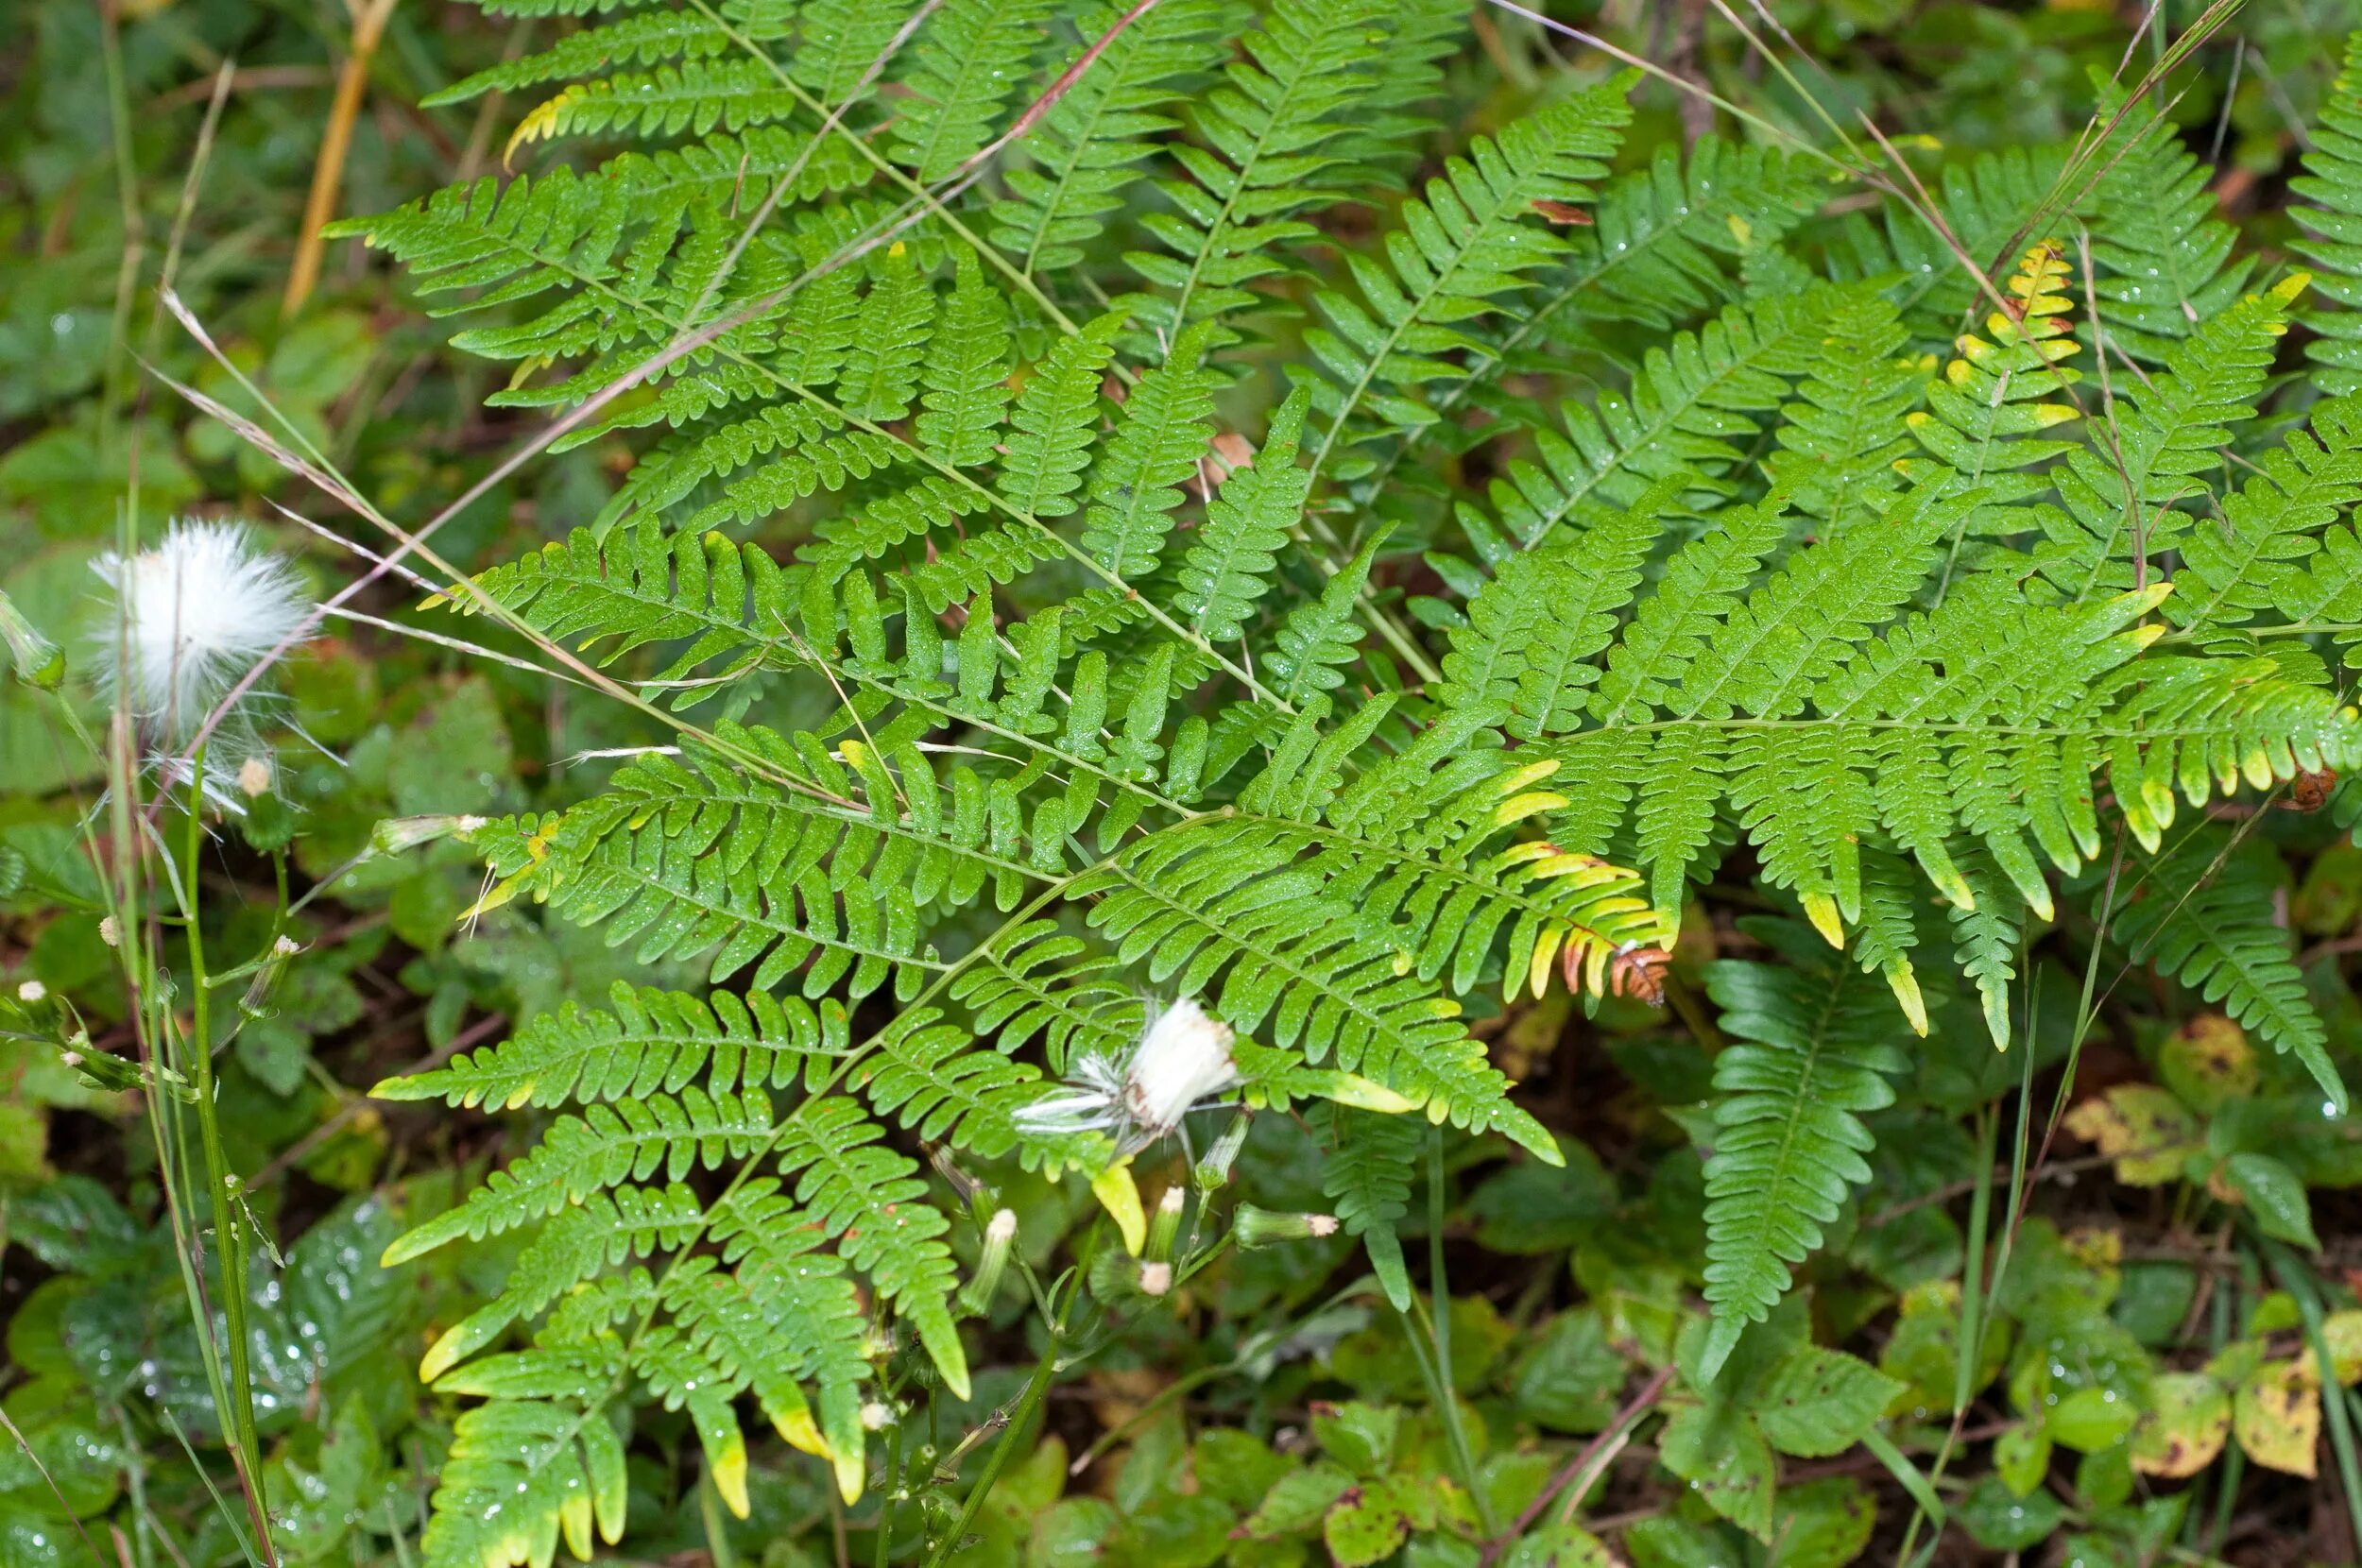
[1092,1164,1147,1255]
[2062,1085,2199,1185]
[2323,1311,2362,1386]
[2131,1372,2231,1478]
[2234,1360,2320,1477]
[2160,1015,2259,1111]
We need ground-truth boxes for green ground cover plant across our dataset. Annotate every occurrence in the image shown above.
[21,1,2362,1564]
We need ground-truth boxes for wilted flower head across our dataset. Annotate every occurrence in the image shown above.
[1017,997,1240,1154]
[92,520,311,810]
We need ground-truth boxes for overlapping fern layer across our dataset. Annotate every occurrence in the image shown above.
[337,8,2362,1559]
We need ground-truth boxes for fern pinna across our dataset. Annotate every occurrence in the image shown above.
[337,5,2362,1556]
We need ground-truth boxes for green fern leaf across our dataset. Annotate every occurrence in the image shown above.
[1172,386,1310,641]
[987,0,1238,273]
[996,311,1125,518]
[2116,833,2347,1111]
[2087,94,2253,361]
[1438,489,1665,740]
[1321,1104,1421,1310]
[1080,320,1219,576]
[2294,32,2362,394]
[891,0,1055,181]
[420,1399,627,1568]
[1302,77,1635,469]
[1698,920,1907,1380]
[1129,0,1392,337]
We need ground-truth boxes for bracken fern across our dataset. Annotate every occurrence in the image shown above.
[332,9,2362,1553]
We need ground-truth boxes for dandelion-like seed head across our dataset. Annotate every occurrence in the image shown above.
[91,520,312,810]
[1015,996,1239,1154]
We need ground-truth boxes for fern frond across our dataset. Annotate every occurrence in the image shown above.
[792,0,928,104]
[773,1095,969,1394]
[1128,0,1391,338]
[2044,275,2304,595]
[417,1185,707,1383]
[1451,288,1834,560]
[948,921,1138,1073]
[987,0,1238,274]
[703,1184,874,1464]
[1321,0,1463,185]
[1676,481,1968,723]
[1267,529,1383,707]
[1698,919,1907,1380]
[2168,391,2362,638]
[385,1086,775,1263]
[1947,846,2022,1048]
[1588,497,1789,727]
[838,252,937,421]
[1537,137,1829,335]
[1900,240,2083,546]
[890,0,1055,181]
[2115,833,2346,1110]
[508,60,806,146]
[442,524,788,699]
[2293,32,2362,394]
[1080,320,1219,577]
[1075,704,1667,1149]
[995,311,1125,518]
[1438,489,1664,740]
[420,1398,626,1568]
[376,980,843,1111]
[1173,386,1311,642]
[2086,94,2252,362]
[1321,1104,1421,1309]
[916,250,1017,468]
[1302,78,1635,470]
[1761,288,1920,530]
[1828,144,2069,339]
[426,13,741,106]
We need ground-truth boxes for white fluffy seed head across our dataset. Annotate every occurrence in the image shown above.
[16,980,45,1003]
[92,520,310,744]
[1123,997,1238,1135]
[98,915,120,948]
[985,1208,1018,1242]
[1308,1213,1339,1237]
[1138,1261,1172,1297]
[1157,1185,1186,1215]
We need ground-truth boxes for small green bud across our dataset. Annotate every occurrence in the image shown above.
[1232,1204,1340,1250]
[957,1208,1017,1314]
[240,935,302,1020]
[0,589,62,691]
[369,814,488,856]
[1193,1114,1252,1193]
[1145,1185,1185,1262]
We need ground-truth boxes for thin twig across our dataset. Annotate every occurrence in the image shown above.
[1478,1365,1675,1566]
